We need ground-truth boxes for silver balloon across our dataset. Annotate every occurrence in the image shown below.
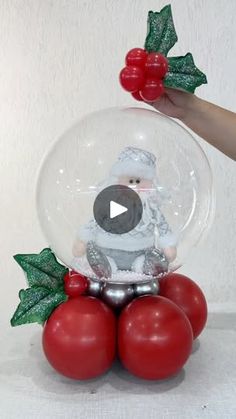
[87,278,103,297]
[133,280,159,297]
[101,282,134,309]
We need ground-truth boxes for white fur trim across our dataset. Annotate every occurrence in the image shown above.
[107,257,118,273]
[95,232,155,251]
[110,161,155,180]
[131,254,145,273]
[158,233,177,247]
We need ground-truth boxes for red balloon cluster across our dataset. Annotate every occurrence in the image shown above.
[119,48,168,102]
[42,272,207,381]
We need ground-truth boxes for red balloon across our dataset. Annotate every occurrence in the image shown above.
[43,297,116,379]
[145,52,168,78]
[140,78,164,102]
[118,295,193,380]
[131,90,144,101]
[119,66,145,92]
[64,271,88,298]
[159,273,208,339]
[125,48,148,68]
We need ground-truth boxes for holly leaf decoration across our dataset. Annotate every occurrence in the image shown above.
[164,53,207,93]
[14,248,68,291]
[11,287,67,326]
[142,4,207,93]
[144,5,178,56]
[11,248,68,326]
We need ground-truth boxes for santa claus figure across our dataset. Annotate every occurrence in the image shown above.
[73,146,177,280]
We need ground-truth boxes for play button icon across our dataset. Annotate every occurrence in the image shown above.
[110,201,128,219]
[93,185,143,234]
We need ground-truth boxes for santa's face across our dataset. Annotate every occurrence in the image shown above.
[118,175,153,192]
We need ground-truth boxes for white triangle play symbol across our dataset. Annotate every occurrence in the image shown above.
[110,200,128,219]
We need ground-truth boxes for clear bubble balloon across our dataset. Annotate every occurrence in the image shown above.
[36,107,213,283]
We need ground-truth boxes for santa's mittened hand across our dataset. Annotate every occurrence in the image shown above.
[72,240,87,257]
[163,246,177,262]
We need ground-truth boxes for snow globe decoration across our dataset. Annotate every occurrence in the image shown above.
[37,107,213,286]
[11,5,213,381]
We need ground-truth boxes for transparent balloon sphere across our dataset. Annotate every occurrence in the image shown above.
[36,107,213,284]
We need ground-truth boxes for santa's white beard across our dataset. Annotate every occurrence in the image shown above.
[134,189,159,229]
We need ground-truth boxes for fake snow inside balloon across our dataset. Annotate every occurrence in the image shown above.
[37,107,213,284]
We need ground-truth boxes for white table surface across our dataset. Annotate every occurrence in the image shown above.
[1,312,236,419]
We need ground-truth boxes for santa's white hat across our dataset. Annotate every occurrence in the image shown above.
[110,146,157,179]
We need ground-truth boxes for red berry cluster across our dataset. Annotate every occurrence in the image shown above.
[64,270,88,298]
[119,48,168,102]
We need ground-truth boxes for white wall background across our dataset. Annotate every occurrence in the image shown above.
[0,0,236,324]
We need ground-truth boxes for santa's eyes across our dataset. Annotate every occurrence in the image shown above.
[129,178,140,185]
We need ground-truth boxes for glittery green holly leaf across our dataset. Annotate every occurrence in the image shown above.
[164,53,207,93]
[11,249,68,326]
[11,286,67,326]
[14,248,68,291]
[144,5,178,55]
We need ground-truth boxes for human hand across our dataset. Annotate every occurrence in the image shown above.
[163,246,177,262]
[151,88,236,160]
[72,240,87,257]
[150,88,196,121]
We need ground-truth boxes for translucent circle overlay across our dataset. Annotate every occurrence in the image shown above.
[36,107,213,283]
